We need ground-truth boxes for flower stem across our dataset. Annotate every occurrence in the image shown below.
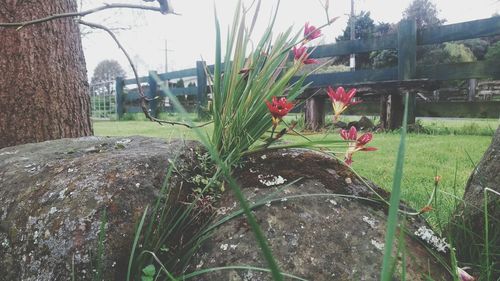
[270,124,277,139]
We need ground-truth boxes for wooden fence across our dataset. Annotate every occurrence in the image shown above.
[116,16,500,126]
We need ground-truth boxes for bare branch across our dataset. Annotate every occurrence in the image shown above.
[78,20,212,129]
[0,3,167,28]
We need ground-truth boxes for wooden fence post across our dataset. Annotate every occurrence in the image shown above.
[379,95,388,129]
[196,61,208,117]
[115,76,124,120]
[148,71,159,118]
[304,95,326,131]
[468,78,477,101]
[398,20,417,126]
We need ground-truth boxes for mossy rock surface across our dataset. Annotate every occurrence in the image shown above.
[0,136,198,281]
[190,149,451,281]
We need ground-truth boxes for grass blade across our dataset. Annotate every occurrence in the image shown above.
[180,265,307,280]
[380,92,409,281]
[127,205,149,281]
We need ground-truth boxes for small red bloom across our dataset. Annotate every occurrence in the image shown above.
[419,205,433,214]
[265,96,294,126]
[434,175,442,184]
[327,86,361,120]
[340,126,377,165]
[293,46,317,65]
[457,267,476,281]
[304,22,322,42]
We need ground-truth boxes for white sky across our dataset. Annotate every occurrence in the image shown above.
[81,0,499,80]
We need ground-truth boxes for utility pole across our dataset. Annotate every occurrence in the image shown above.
[164,39,174,73]
[349,0,356,71]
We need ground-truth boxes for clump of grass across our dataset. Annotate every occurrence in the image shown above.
[209,1,314,168]
[413,118,498,136]
[126,163,219,280]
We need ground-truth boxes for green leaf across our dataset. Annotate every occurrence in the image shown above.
[142,264,156,277]
[380,93,409,281]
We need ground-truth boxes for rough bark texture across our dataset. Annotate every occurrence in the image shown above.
[450,125,500,279]
[304,95,326,131]
[190,149,452,281]
[0,0,93,149]
[380,93,404,130]
[0,136,199,281]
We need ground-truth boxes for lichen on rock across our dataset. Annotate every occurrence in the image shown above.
[0,136,199,281]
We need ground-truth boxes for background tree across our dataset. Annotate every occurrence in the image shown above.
[91,59,126,84]
[402,0,447,65]
[402,0,445,28]
[0,0,92,149]
[420,43,476,65]
[369,22,398,68]
[336,11,375,69]
[462,39,490,60]
[174,78,185,88]
[484,41,500,61]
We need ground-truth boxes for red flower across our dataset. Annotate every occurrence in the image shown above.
[293,46,317,65]
[419,205,433,214]
[304,22,322,41]
[340,126,376,165]
[265,96,294,126]
[327,86,361,120]
[457,267,476,281]
[434,175,442,184]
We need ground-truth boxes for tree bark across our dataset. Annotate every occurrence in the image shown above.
[0,0,93,149]
[449,126,500,279]
[384,92,404,130]
[304,95,325,131]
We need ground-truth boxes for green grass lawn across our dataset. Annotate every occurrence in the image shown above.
[93,118,498,227]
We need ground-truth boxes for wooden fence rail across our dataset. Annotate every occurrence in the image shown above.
[116,16,500,128]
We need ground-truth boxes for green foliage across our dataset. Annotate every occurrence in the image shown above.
[402,0,445,28]
[443,43,476,63]
[125,162,215,280]
[141,265,156,281]
[336,11,376,69]
[373,22,396,37]
[337,11,375,41]
[485,41,500,61]
[462,39,490,60]
[420,43,476,65]
[174,78,185,88]
[370,49,398,68]
[210,1,310,168]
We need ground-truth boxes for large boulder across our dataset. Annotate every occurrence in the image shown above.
[0,136,453,280]
[191,149,451,281]
[0,136,198,281]
[450,125,500,279]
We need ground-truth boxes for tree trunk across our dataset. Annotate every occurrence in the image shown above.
[449,125,500,280]
[0,0,93,149]
[304,95,325,131]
